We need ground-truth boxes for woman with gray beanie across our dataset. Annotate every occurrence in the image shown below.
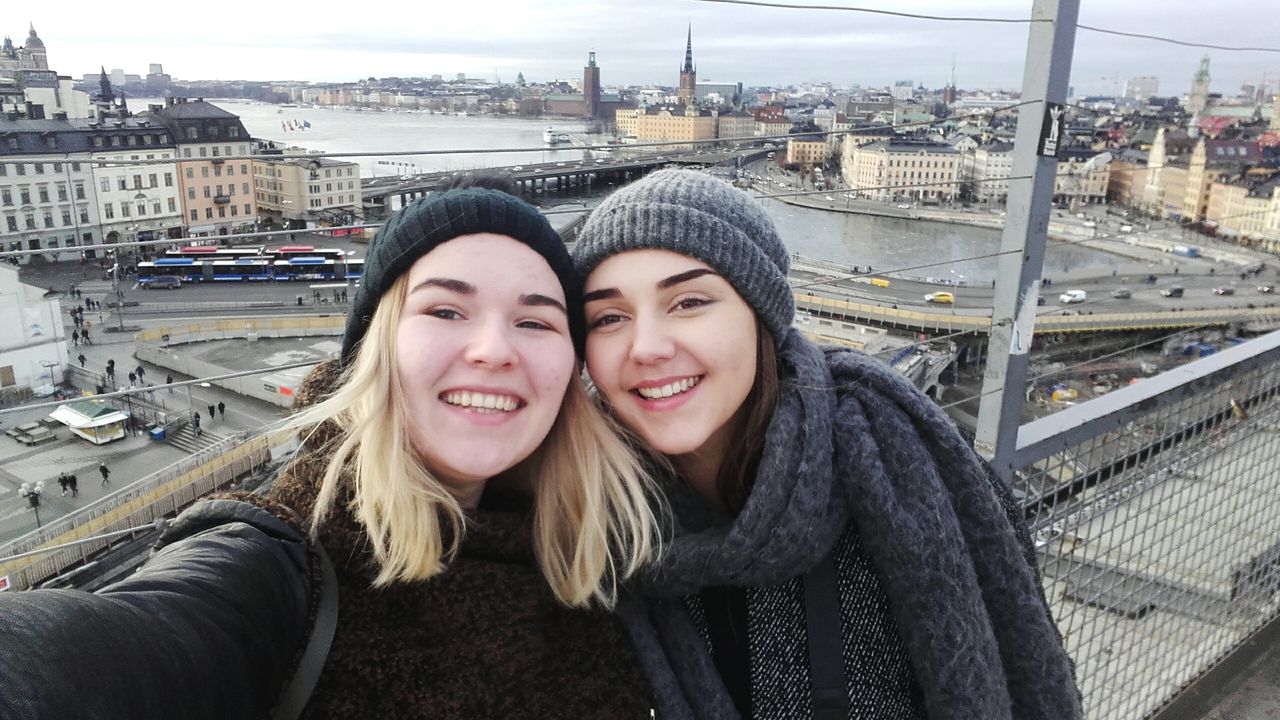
[574,169,1081,720]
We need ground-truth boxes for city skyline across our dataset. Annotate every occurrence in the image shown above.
[14,0,1280,96]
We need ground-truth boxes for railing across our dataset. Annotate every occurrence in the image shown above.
[0,432,277,591]
[1011,328,1280,720]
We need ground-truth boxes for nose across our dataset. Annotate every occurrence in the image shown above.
[464,317,518,368]
[628,314,676,365]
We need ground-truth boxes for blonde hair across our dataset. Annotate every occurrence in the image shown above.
[282,274,659,608]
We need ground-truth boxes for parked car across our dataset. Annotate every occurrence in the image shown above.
[141,276,181,289]
[1212,286,1236,295]
[1161,285,1185,298]
[1259,285,1275,294]
[896,204,911,210]
[1058,289,1087,304]
[925,291,954,304]
[1110,288,1132,299]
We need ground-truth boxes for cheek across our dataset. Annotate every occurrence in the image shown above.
[585,337,625,394]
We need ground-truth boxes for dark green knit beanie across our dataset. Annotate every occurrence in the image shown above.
[572,169,794,346]
[341,188,581,364]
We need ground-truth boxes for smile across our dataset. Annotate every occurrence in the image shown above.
[441,391,522,413]
[635,376,702,400]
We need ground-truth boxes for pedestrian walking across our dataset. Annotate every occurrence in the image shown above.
[58,472,70,497]
[207,404,216,421]
[77,353,86,368]
[98,463,111,486]
[192,412,202,437]
[67,474,78,498]
[72,329,79,346]
[217,401,226,420]
[135,366,145,383]
[166,374,174,393]
[128,372,137,387]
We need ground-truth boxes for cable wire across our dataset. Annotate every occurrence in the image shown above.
[1076,25,1280,54]
[689,0,1047,23]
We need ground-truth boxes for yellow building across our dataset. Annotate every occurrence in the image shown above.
[253,150,363,228]
[786,138,830,167]
[634,107,716,149]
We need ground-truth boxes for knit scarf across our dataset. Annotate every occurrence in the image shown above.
[619,329,1081,720]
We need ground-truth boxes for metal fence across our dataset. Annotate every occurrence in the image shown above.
[1013,329,1280,720]
[0,432,275,591]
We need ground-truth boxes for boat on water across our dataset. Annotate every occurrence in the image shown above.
[543,128,565,144]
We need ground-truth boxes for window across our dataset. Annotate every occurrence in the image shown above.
[230,205,238,216]
[190,209,198,221]
[216,184,223,196]
[127,135,137,146]
[167,198,177,212]
[230,127,240,139]
[34,163,44,174]
[83,232,93,245]
[226,165,233,176]
[208,126,220,140]
[203,187,211,198]
[120,202,130,218]
[186,128,198,140]
[183,148,191,158]
[15,164,25,175]
[79,209,89,224]
[326,183,332,191]
[94,136,105,148]
[110,136,121,147]
[199,147,207,158]
[100,177,110,193]
[242,182,250,195]
[137,202,146,216]
[214,165,222,177]
[185,167,194,179]
[65,234,75,246]
[205,207,213,219]
[118,177,127,191]
[133,175,143,189]
[211,146,220,157]
[19,189,30,204]
[24,213,35,229]
[224,146,231,157]
[164,172,173,187]
[152,201,161,215]
[4,216,15,232]
[61,210,72,226]
[53,162,62,173]
[241,163,248,175]
[218,206,226,218]
[43,211,54,228]
[201,167,209,178]
[148,174,157,188]
[0,164,6,176]
[243,203,251,215]
[143,135,153,145]
[0,189,9,206]
[228,185,235,196]
[187,187,195,200]
[56,183,67,201]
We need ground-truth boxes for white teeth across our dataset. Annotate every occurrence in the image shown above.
[636,377,700,400]
[443,391,520,412]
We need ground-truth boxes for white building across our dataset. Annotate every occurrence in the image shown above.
[0,264,67,397]
[963,142,1015,203]
[842,140,960,203]
[1125,76,1159,102]
[253,146,362,228]
[83,118,184,249]
[0,118,100,263]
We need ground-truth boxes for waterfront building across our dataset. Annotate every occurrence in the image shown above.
[678,26,697,106]
[755,115,792,140]
[962,141,1014,203]
[1206,175,1280,249]
[0,119,100,263]
[0,263,68,400]
[843,140,959,203]
[716,110,756,143]
[1054,148,1112,207]
[627,105,716,149]
[254,145,362,229]
[83,118,184,250]
[149,98,257,237]
[785,137,830,168]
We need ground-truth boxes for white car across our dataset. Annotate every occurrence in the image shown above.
[896,204,911,209]
[1058,289,1087,304]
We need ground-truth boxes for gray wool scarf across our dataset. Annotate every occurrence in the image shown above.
[621,329,1082,720]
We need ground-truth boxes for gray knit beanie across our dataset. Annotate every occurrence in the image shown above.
[572,169,793,346]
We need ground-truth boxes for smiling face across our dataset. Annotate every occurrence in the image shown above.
[395,233,576,506]
[583,249,759,482]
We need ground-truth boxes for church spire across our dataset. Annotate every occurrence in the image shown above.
[683,24,694,73]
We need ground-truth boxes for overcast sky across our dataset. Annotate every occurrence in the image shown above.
[16,1,1280,97]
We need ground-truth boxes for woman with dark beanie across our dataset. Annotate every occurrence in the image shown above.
[0,176,660,719]
[574,169,1081,720]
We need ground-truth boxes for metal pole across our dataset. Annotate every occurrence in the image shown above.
[974,0,1080,480]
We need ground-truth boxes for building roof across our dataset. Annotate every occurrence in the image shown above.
[152,98,240,120]
[862,140,958,154]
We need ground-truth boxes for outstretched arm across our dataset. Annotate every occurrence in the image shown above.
[0,496,314,720]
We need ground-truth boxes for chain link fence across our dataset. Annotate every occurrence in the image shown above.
[1014,330,1280,719]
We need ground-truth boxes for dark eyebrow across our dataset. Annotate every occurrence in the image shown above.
[409,277,474,295]
[519,293,567,314]
[658,268,718,289]
[583,287,621,303]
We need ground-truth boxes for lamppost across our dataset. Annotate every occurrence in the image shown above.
[41,360,59,392]
[18,481,45,528]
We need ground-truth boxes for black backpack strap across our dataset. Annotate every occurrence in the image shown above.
[272,542,339,720]
[803,553,848,720]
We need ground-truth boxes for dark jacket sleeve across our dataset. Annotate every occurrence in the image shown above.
[0,496,313,720]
